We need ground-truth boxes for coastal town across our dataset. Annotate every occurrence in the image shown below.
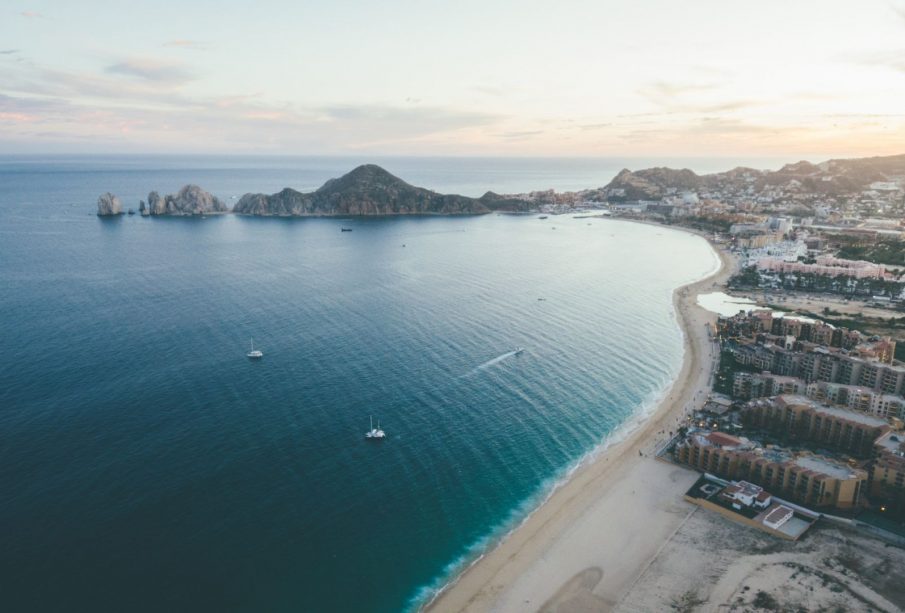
[430,155,905,613]
[621,157,905,610]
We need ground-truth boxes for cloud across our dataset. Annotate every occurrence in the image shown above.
[637,80,717,99]
[499,130,543,138]
[844,47,905,73]
[318,104,498,132]
[686,117,778,136]
[0,49,19,55]
[163,40,208,50]
[578,123,612,131]
[694,99,762,113]
[0,83,505,154]
[0,93,72,123]
[20,10,43,18]
[106,58,195,83]
[635,80,762,115]
[472,85,506,97]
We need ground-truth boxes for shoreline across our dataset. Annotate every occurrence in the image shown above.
[424,223,736,612]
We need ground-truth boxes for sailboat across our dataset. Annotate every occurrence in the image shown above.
[365,416,386,440]
[246,338,263,359]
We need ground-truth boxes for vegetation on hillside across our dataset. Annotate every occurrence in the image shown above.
[837,238,905,267]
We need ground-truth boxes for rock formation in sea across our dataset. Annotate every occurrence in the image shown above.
[146,185,227,216]
[96,192,123,216]
[139,200,148,216]
[233,164,532,216]
[148,191,165,215]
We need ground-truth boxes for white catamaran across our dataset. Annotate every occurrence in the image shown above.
[365,416,386,440]
[246,338,263,359]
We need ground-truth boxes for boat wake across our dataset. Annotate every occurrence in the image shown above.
[462,350,520,377]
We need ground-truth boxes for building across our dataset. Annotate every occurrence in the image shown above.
[806,381,905,420]
[727,336,902,393]
[756,254,890,280]
[675,429,868,509]
[870,431,905,511]
[720,480,772,510]
[720,310,894,364]
[684,474,818,540]
[733,372,806,400]
[740,395,890,458]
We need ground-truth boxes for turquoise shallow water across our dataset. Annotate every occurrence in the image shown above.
[0,156,718,612]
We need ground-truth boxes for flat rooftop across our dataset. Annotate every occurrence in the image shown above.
[794,455,859,480]
[812,404,889,428]
[778,395,889,428]
[875,431,905,455]
[685,475,817,541]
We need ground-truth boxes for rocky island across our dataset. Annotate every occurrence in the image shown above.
[96,192,123,216]
[233,164,530,216]
[146,185,228,216]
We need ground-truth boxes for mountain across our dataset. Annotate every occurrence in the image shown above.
[233,164,531,216]
[604,167,702,200]
[602,153,905,201]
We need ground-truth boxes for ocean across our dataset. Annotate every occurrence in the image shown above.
[0,155,720,612]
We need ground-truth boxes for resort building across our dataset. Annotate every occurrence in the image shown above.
[719,310,894,363]
[727,340,905,394]
[732,373,905,421]
[806,381,905,420]
[756,254,890,280]
[675,429,868,509]
[740,395,890,458]
[733,372,806,400]
[870,432,905,510]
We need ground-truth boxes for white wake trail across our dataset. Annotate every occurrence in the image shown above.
[463,350,519,377]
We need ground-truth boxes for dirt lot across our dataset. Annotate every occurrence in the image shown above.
[616,506,905,612]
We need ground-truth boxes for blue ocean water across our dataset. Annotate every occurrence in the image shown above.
[0,156,718,612]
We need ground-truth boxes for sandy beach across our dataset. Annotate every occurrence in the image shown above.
[426,228,737,612]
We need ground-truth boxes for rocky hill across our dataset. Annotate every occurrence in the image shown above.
[233,164,531,216]
[603,153,905,201]
[604,167,702,200]
[147,185,227,216]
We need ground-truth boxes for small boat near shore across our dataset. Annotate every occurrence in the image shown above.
[341,227,353,232]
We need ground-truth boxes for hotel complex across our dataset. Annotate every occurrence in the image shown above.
[675,427,867,509]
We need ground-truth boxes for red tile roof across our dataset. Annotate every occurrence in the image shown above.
[706,432,744,448]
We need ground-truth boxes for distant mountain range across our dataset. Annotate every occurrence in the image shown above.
[600,153,905,201]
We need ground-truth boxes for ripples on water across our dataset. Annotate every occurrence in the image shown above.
[0,157,718,612]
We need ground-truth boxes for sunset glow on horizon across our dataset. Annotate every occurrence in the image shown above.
[2,0,905,159]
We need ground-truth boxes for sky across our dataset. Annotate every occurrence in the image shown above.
[1,0,905,158]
